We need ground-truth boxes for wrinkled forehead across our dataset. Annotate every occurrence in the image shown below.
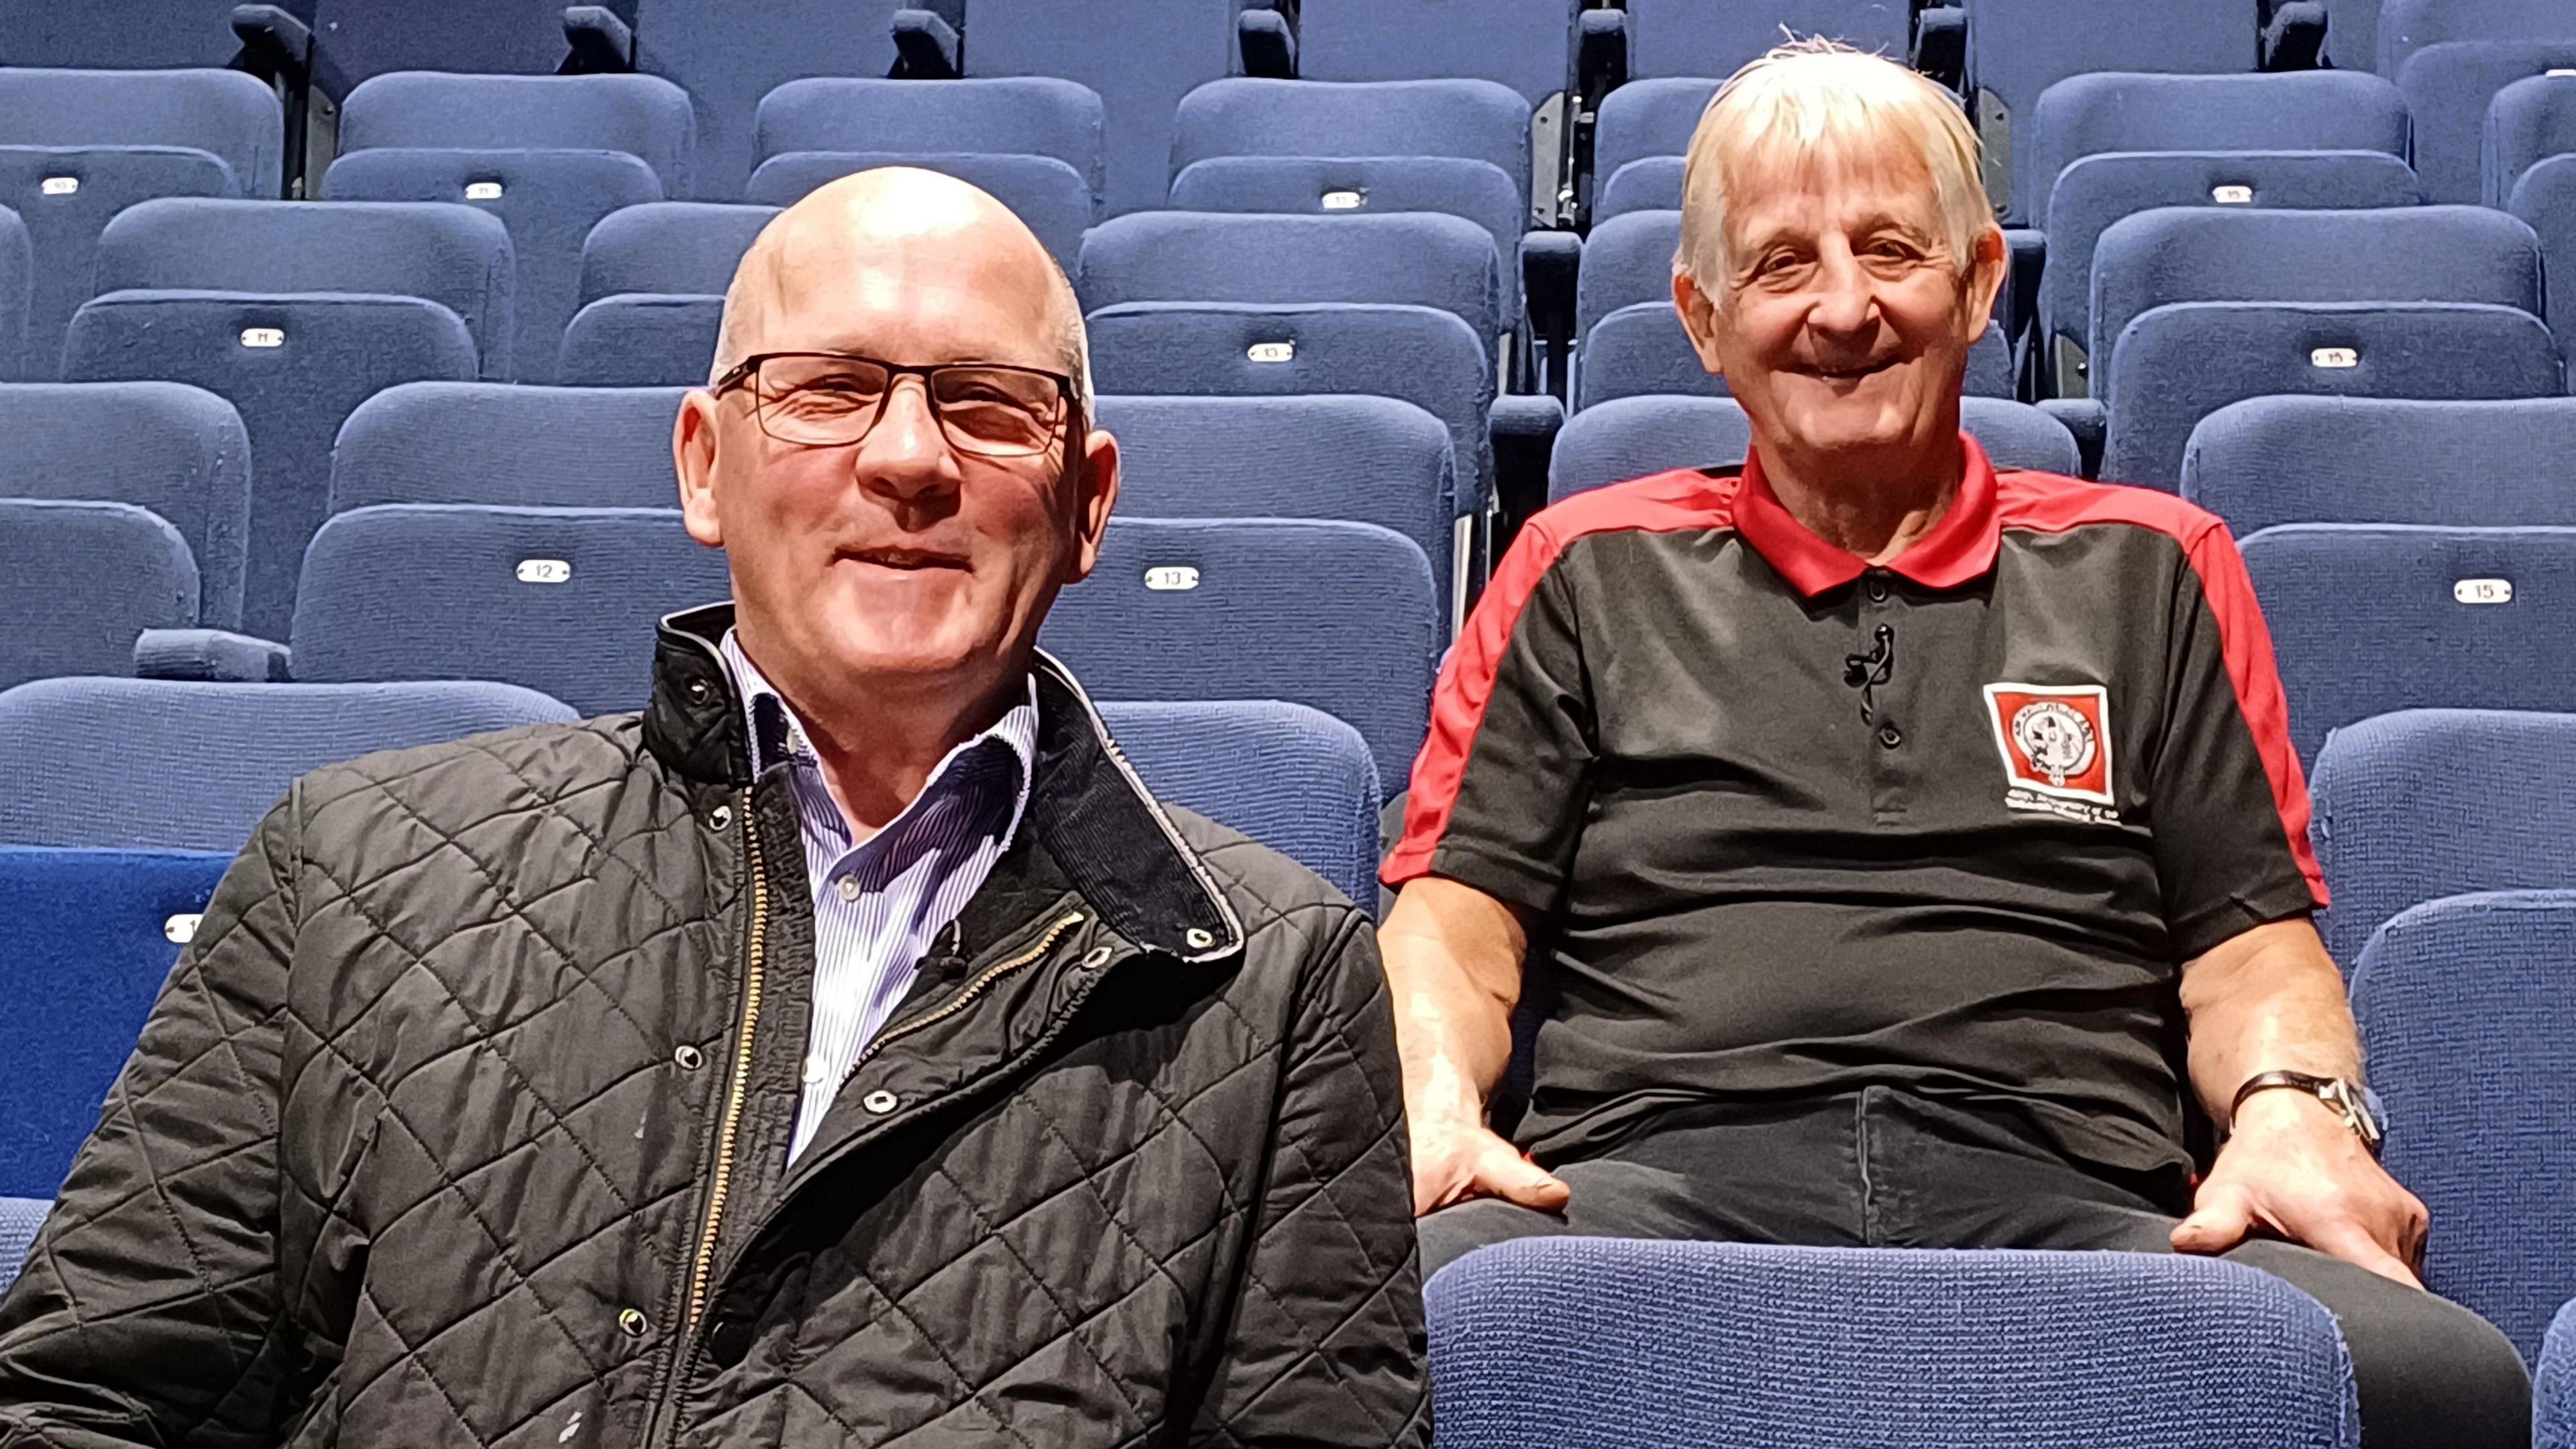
[747,219,1065,368]
[1719,125,1945,241]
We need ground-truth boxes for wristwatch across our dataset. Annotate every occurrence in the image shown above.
[2231,1071,2385,1157]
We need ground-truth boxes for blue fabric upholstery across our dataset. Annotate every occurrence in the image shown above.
[622,0,904,199]
[961,0,1244,216]
[1625,0,1907,80]
[1574,209,1676,341]
[305,0,578,85]
[2100,303,2561,494]
[322,148,663,384]
[1579,301,2012,409]
[0,498,195,691]
[289,504,730,717]
[2088,207,2540,396]
[1041,517,1439,787]
[2378,0,2576,78]
[1294,0,1574,104]
[0,68,282,197]
[2310,709,2576,967]
[0,846,234,1197]
[1172,78,1529,204]
[2397,40,2576,205]
[1597,156,1684,221]
[332,382,687,512]
[747,152,1089,269]
[92,197,516,378]
[0,203,33,378]
[336,72,696,195]
[753,77,1105,208]
[1085,301,1494,517]
[2483,74,2576,207]
[2241,524,2576,765]
[63,290,480,638]
[0,381,248,629]
[2542,1299,2576,1449]
[1593,78,1717,203]
[1081,210,1503,352]
[1427,1238,2360,1448]
[2043,151,2421,359]
[0,1196,44,1297]
[2352,889,2576,1362]
[2024,72,2410,229]
[557,292,722,386]
[1550,395,2081,503]
[574,200,774,308]
[1094,699,1382,909]
[0,145,237,379]
[0,675,575,851]
[2508,153,2576,334]
[2183,396,2576,537]
[0,3,250,69]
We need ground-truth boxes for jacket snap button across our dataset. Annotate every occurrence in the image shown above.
[686,678,712,704]
[862,1089,900,1115]
[706,1311,756,1368]
[1183,927,1214,949]
[1079,945,1113,970]
[673,1044,704,1071]
[616,1307,648,1338]
[1878,724,1904,749]
[708,804,733,833]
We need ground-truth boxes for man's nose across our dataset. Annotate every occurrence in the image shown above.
[856,375,963,500]
[1806,246,1880,336]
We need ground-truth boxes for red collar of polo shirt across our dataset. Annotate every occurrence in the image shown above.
[1731,431,2003,598]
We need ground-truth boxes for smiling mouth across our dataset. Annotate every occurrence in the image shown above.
[845,547,969,571]
[1809,357,1898,381]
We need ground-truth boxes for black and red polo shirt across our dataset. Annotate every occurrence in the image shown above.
[1384,435,2326,1179]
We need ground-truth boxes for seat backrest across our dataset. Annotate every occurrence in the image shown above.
[2242,523,2576,765]
[335,72,696,195]
[0,381,248,628]
[1597,155,1684,221]
[1097,391,1458,608]
[0,67,282,195]
[1095,698,1383,908]
[2509,152,2576,328]
[306,0,576,85]
[754,77,1106,209]
[1295,0,1573,104]
[321,148,663,385]
[1580,303,2012,410]
[747,152,1089,270]
[2023,71,2410,229]
[1550,396,2080,502]
[1079,211,1503,350]
[963,0,1244,215]
[1041,517,1440,785]
[2352,888,2576,1362]
[575,201,775,308]
[0,675,576,850]
[1171,78,1529,205]
[290,504,731,716]
[627,0,902,199]
[557,292,723,386]
[2483,73,2576,207]
[1575,208,1676,340]
[93,197,516,377]
[0,498,195,690]
[2542,1301,2576,1449]
[2310,708,2576,965]
[1625,0,1907,81]
[0,144,237,378]
[0,1,254,68]
[1593,78,1717,199]
[2088,207,2542,398]
[333,382,688,513]
[2379,0,2576,78]
[2397,39,2576,205]
[63,290,480,638]
[0,846,233,1197]
[0,1195,36,1295]
[1428,1239,2359,1448]
[2183,396,2576,537]
[2043,151,2421,356]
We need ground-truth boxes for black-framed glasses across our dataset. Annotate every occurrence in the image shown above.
[712,352,1077,458]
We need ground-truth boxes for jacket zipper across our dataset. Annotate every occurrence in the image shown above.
[840,910,1089,1084]
[687,790,769,1338]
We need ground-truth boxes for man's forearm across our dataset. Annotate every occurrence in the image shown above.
[2177,917,2363,1123]
[1378,878,1527,1121]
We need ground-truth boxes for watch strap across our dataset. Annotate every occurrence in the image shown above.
[2232,1070,2383,1154]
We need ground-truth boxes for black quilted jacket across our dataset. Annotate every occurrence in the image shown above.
[0,605,1429,1449]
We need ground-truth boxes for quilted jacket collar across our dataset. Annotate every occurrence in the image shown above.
[647,604,1244,964]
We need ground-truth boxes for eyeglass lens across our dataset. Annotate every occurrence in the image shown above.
[753,356,1065,457]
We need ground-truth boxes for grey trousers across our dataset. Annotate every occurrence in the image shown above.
[1421,1090,2530,1449]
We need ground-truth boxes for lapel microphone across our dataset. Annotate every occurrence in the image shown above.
[1844,624,1896,724]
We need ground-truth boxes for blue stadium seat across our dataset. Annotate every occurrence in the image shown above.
[1549,395,2082,502]
[1593,78,1714,218]
[0,203,36,378]
[335,72,696,195]
[0,146,237,378]
[753,77,1105,211]
[0,67,284,197]
[2377,0,2576,78]
[332,382,686,513]
[2510,154,2576,340]
[304,0,579,86]
[1597,156,1684,221]
[1968,1,2270,223]
[576,199,773,310]
[1428,1239,2359,1448]
[1172,78,1529,207]
[2544,1301,2576,1449]
[1292,0,1574,105]
[63,292,479,638]
[0,675,576,850]
[0,382,248,628]
[1095,700,1383,908]
[557,292,722,386]
[2396,39,2576,205]
[2042,152,2420,384]
[290,504,729,716]
[0,3,252,68]
[745,152,1090,270]
[2310,709,2576,967]
[1097,392,1459,614]
[2183,397,2576,537]
[2483,73,2576,207]
[2352,889,2576,1362]
[2100,303,2561,494]
[0,498,195,690]
[1080,211,1504,354]
[321,149,662,384]
[2241,523,2576,764]
[1167,156,1525,319]
[1578,302,2013,411]
[1623,0,1908,81]
[0,846,233,1197]
[1574,209,1676,345]
[0,1195,42,1296]
[1041,517,1440,787]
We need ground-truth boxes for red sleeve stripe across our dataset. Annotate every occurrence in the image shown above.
[1381,470,1737,888]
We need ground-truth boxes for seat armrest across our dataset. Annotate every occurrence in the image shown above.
[1521,229,1581,398]
[2037,398,2106,480]
[564,5,637,70]
[134,629,292,683]
[1238,5,1295,78]
[1489,394,1566,538]
[2001,226,2043,352]
[1576,7,1626,103]
[1914,5,1966,93]
[231,4,312,72]
[891,5,962,78]
[2262,1,2326,70]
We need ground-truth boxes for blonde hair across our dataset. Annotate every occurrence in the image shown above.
[1674,38,1994,297]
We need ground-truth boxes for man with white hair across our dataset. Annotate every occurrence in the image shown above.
[1381,42,2526,1446]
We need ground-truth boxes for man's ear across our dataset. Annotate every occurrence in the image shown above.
[1067,426,1120,583]
[1962,225,2010,343]
[1672,269,1727,377]
[676,389,725,549]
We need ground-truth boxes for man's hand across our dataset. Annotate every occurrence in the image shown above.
[1407,1106,1570,1218]
[2171,1088,2428,1286]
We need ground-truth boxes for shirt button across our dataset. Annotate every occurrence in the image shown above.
[801,1054,830,1085]
[1866,576,1888,602]
[1878,724,1904,749]
[834,875,860,903]
[863,1089,900,1115]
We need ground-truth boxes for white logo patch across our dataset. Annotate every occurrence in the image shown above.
[1984,682,2121,824]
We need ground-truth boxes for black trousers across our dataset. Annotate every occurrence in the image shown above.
[1420,1089,2530,1449]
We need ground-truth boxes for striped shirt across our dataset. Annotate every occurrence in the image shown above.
[720,631,1038,1164]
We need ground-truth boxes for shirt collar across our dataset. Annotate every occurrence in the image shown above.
[1730,431,2003,599]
